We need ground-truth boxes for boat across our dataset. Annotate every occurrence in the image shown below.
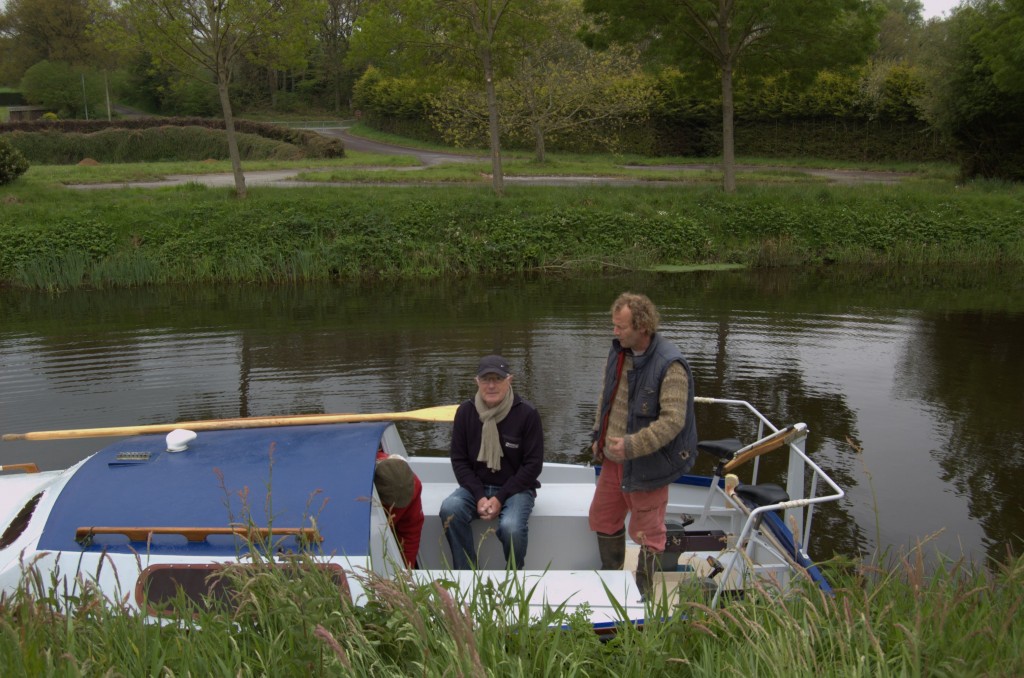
[0,397,843,631]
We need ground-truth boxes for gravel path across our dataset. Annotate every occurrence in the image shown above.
[66,128,913,189]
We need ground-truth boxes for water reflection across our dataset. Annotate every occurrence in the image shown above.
[897,310,1024,562]
[2,267,1022,566]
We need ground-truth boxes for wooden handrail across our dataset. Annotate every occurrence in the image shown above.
[75,525,322,545]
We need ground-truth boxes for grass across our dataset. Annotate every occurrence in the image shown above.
[1,544,1021,676]
[10,151,419,188]
[1,128,1021,289]
[343,123,959,177]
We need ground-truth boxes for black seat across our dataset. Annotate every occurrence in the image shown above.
[734,482,790,530]
[697,438,744,461]
[734,483,789,507]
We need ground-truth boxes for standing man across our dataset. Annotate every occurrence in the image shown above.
[589,292,698,596]
[440,355,544,570]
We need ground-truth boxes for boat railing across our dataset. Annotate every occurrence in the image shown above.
[694,397,844,548]
[694,397,844,605]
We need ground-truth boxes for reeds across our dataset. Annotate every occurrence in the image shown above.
[1,543,1021,677]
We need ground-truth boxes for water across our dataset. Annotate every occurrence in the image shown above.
[2,268,1022,566]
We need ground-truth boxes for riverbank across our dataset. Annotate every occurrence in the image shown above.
[2,547,1021,676]
[2,178,1022,289]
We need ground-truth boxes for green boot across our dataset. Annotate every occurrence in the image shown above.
[596,529,626,570]
[635,546,662,599]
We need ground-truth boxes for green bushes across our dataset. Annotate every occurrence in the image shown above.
[3,126,306,164]
[0,136,29,185]
[0,116,345,163]
[1,184,1021,290]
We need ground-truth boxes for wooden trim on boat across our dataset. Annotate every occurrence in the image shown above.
[74,525,323,545]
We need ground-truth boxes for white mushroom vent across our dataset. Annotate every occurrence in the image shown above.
[166,428,198,452]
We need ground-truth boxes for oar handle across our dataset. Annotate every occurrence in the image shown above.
[0,462,41,473]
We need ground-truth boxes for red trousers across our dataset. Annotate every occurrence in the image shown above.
[588,459,668,552]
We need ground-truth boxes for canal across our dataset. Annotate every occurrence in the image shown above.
[2,266,1021,566]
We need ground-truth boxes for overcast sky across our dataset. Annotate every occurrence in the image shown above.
[921,0,964,19]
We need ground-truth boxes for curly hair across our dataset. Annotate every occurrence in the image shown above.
[611,292,659,334]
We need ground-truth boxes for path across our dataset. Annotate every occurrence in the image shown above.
[65,128,913,189]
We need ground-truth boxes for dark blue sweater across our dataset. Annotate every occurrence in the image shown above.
[449,394,544,504]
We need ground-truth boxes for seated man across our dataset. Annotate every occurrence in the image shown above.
[439,355,544,570]
[374,451,424,568]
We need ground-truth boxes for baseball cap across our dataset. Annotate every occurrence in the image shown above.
[476,354,510,378]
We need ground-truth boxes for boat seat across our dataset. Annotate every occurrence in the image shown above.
[734,483,789,508]
[733,482,789,531]
[416,475,599,571]
[697,438,743,461]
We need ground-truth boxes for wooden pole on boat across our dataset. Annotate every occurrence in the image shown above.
[722,423,807,473]
[1,405,459,442]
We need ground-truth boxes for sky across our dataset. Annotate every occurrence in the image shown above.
[921,0,964,19]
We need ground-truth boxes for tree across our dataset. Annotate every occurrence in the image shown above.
[351,0,556,194]
[876,0,925,63]
[0,0,109,85]
[428,3,657,162]
[19,59,106,118]
[582,0,881,192]
[318,0,372,112]
[101,0,323,198]
[918,0,1024,180]
[972,0,1024,95]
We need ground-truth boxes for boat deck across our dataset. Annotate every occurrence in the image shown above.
[37,423,388,557]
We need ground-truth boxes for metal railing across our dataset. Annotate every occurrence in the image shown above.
[693,397,845,607]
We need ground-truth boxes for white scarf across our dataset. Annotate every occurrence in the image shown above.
[474,387,513,472]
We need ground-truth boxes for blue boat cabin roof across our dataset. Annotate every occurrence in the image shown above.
[38,423,388,557]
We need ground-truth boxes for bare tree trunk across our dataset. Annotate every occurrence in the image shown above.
[482,48,504,195]
[217,74,247,199]
[534,125,545,163]
[721,63,736,193]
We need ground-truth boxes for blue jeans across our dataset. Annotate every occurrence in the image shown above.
[439,485,535,570]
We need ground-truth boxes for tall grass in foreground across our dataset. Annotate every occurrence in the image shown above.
[1,546,1021,677]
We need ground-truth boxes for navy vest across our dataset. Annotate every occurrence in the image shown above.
[598,333,699,492]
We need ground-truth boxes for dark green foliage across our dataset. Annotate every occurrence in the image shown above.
[1,185,1020,290]
[922,3,1024,181]
[353,64,951,162]
[0,137,30,185]
[3,126,306,164]
[0,116,346,164]
[733,119,947,163]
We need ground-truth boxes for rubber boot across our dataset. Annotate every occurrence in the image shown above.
[635,546,662,600]
[596,529,626,570]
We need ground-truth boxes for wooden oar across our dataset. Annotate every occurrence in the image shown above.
[0,463,40,473]
[2,404,459,442]
[722,423,807,473]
